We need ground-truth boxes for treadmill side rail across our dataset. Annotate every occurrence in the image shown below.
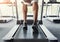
[40,25,58,42]
[2,25,19,41]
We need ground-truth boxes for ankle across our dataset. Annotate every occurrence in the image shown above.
[33,22,37,25]
[23,21,27,23]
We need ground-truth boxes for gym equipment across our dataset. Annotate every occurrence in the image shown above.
[2,0,58,42]
[0,1,15,23]
[45,0,60,23]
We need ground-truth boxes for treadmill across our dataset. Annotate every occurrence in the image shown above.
[45,0,60,23]
[0,2,15,23]
[2,0,58,42]
[0,17,14,23]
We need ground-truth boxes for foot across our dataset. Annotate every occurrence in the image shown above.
[32,23,38,33]
[23,22,27,30]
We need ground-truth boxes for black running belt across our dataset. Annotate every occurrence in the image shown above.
[47,17,60,23]
[53,19,60,23]
[27,15,33,17]
[13,25,48,42]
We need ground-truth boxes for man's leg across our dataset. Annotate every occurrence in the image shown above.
[22,3,27,23]
[32,2,38,33]
[22,3,27,30]
[32,2,38,24]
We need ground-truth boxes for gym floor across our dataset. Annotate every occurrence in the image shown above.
[0,18,60,42]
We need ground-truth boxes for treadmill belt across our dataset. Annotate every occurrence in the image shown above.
[13,25,48,42]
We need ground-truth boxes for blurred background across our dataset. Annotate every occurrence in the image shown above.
[0,0,60,20]
[0,0,60,42]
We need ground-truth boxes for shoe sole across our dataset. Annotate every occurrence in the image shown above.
[23,27,27,30]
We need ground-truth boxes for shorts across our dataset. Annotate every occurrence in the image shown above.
[21,0,38,5]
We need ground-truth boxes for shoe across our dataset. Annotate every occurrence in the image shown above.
[23,22,27,30]
[32,23,38,33]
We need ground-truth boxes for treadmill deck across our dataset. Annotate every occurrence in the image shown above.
[13,25,48,42]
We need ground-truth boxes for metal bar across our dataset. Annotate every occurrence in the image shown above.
[45,3,48,17]
[57,6,60,17]
[40,0,44,20]
[15,0,19,23]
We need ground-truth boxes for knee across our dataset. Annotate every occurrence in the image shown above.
[22,4,27,11]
